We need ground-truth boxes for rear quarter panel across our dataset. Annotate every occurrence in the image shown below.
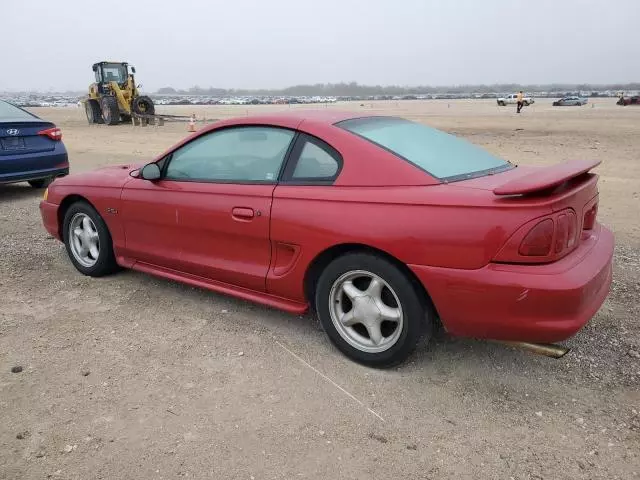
[268,184,551,302]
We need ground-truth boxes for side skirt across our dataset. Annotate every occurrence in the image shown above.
[129,260,309,315]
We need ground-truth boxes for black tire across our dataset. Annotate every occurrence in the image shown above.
[62,201,119,277]
[523,100,530,107]
[498,101,506,106]
[132,95,155,115]
[100,96,120,125]
[315,252,432,368]
[85,99,103,124]
[28,178,52,188]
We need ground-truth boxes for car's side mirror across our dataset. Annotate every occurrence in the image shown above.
[131,66,136,74]
[140,163,161,181]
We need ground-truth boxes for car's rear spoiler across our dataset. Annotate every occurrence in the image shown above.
[493,159,601,196]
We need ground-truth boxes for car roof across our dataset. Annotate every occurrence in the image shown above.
[164,110,384,159]
[216,109,371,128]
[155,110,438,187]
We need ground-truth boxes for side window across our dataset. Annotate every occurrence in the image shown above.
[164,126,295,183]
[285,134,342,183]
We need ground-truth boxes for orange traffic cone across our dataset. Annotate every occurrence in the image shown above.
[188,114,196,133]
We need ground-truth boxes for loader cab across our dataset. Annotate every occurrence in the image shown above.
[92,62,133,93]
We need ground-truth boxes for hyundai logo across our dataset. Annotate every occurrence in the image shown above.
[6,129,20,136]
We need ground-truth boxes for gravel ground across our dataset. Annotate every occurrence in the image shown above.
[1,100,638,479]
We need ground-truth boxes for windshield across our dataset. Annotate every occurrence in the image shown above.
[101,64,128,83]
[338,116,512,181]
[0,100,36,120]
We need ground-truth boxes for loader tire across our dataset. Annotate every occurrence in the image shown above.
[85,99,103,124]
[132,96,155,116]
[101,96,120,125]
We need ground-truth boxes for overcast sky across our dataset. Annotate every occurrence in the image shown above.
[1,0,638,92]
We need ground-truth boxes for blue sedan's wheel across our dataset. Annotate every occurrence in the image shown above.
[28,178,52,189]
[315,252,433,368]
[63,202,119,277]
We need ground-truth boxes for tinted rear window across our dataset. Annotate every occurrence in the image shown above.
[338,116,512,181]
[0,101,36,121]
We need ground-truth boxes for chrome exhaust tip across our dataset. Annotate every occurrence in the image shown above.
[497,341,570,359]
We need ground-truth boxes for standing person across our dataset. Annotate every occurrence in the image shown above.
[516,91,524,113]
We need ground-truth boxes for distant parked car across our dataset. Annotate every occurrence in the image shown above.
[617,96,640,106]
[553,96,588,106]
[497,94,534,106]
[0,100,68,188]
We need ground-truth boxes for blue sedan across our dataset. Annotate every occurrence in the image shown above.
[0,100,69,188]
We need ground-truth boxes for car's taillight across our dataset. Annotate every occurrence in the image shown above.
[583,203,598,230]
[519,219,554,256]
[554,211,578,253]
[554,214,568,253]
[494,208,580,264]
[566,211,577,248]
[38,127,62,141]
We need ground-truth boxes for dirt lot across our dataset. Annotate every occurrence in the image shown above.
[1,99,639,479]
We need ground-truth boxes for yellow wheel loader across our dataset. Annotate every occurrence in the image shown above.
[82,61,155,125]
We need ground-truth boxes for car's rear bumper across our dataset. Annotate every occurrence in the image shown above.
[410,223,614,343]
[0,165,69,184]
[0,144,68,184]
[40,200,61,240]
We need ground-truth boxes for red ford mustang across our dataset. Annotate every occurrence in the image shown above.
[40,111,614,367]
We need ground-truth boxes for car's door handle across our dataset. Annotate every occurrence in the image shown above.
[231,207,255,220]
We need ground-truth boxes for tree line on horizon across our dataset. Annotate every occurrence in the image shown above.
[156,81,640,96]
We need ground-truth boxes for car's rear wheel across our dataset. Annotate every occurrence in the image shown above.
[315,252,432,368]
[63,201,119,277]
[28,178,52,189]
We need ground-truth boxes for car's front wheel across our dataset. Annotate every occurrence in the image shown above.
[315,252,432,368]
[63,201,119,277]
